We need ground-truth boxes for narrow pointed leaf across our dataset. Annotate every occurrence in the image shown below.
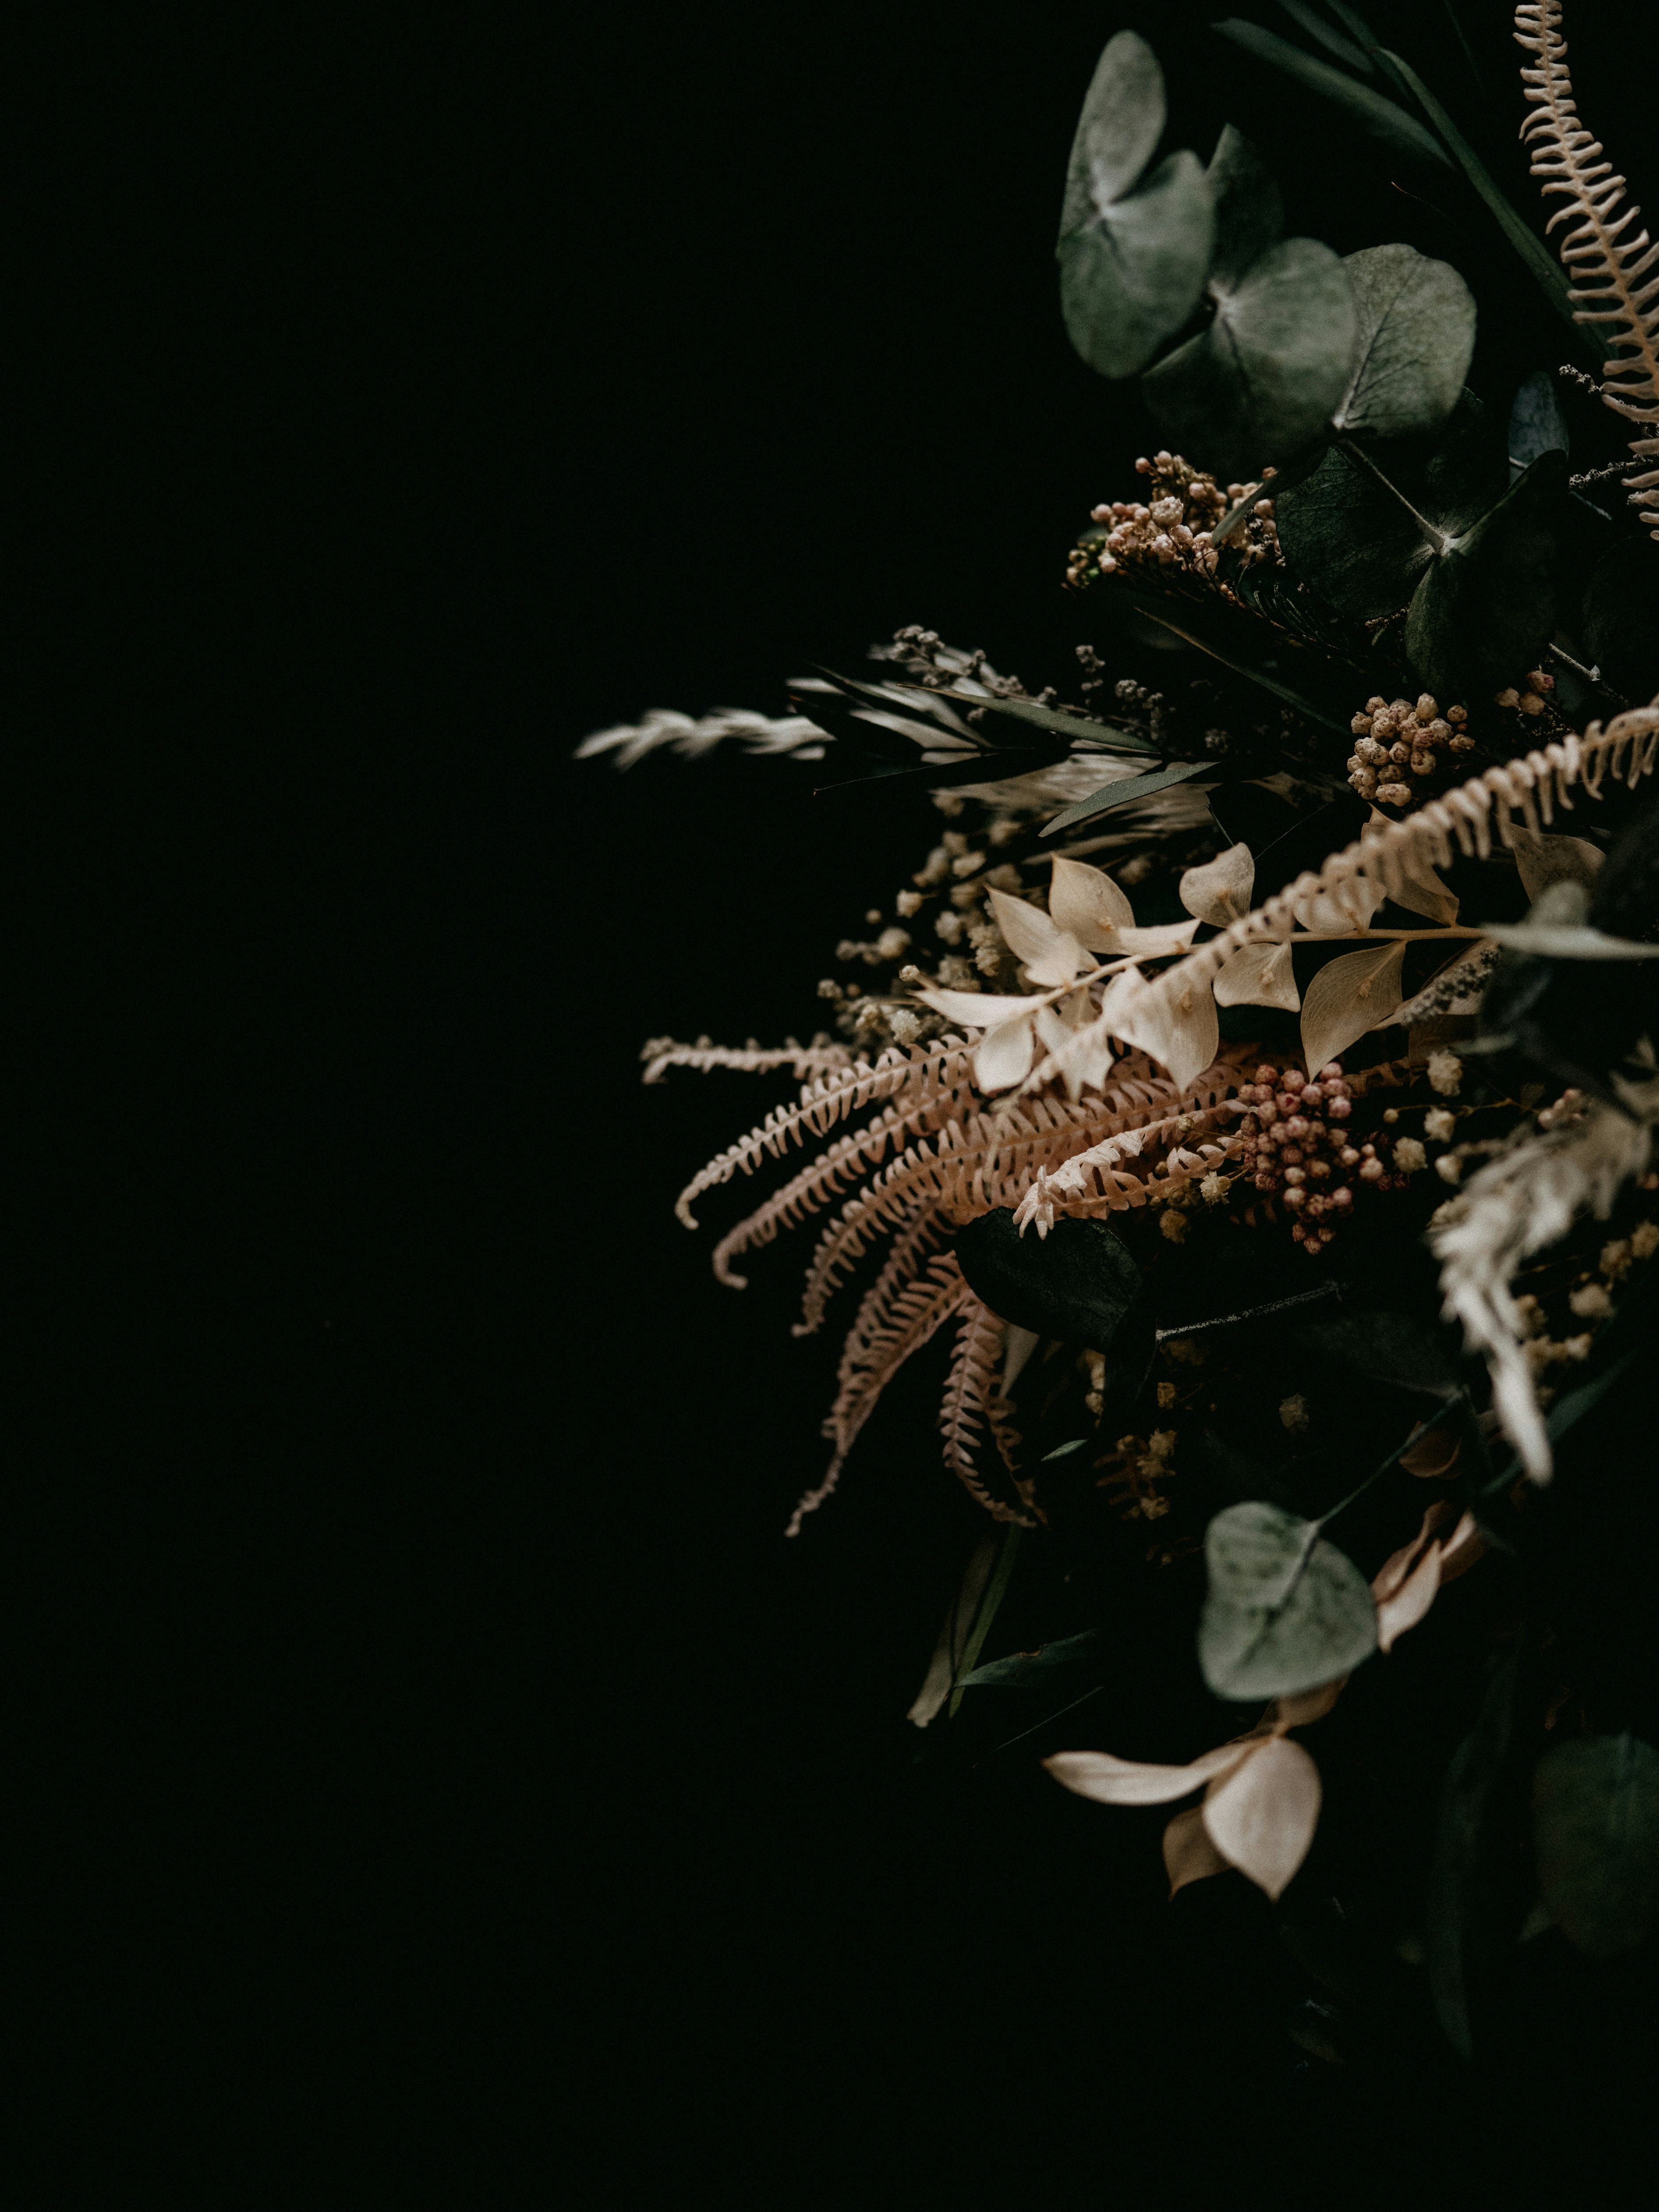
[1045,1740,1253,1807]
[1040,758,1214,838]
[1164,1804,1233,1896]
[1532,1733,1659,1959]
[1210,20,1451,169]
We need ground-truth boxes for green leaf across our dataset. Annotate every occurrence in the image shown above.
[1060,150,1217,381]
[1039,758,1214,838]
[957,1626,1109,1690]
[1210,19,1451,170]
[1429,1648,1520,2058]
[948,1524,1025,1718]
[1275,0,1371,73]
[1058,29,1168,241]
[1532,1734,1659,1959]
[1275,391,1506,621]
[951,689,1159,754]
[1297,1310,1459,1398]
[1379,47,1599,368]
[1205,124,1284,292]
[1333,244,1475,440]
[1403,450,1567,699]
[1508,368,1569,470]
[1142,236,1356,480]
[1199,1499,1378,1701]
[955,1210,1144,1355]
[1578,538,1659,706]
[1058,28,1213,379]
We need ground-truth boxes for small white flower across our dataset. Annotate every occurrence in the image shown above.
[1279,1394,1310,1434]
[876,927,912,961]
[1200,1172,1226,1204]
[1436,1152,1462,1184]
[1568,1281,1613,1320]
[1427,1050,1463,1096]
[889,1010,922,1045]
[1425,1108,1455,1142]
[1632,1220,1659,1260]
[1393,1137,1428,1174]
[1159,1207,1188,1243]
[895,890,923,918]
[934,910,964,945]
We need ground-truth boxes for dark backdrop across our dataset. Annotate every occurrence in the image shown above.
[27,2,1645,2195]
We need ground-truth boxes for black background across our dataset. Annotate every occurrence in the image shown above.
[27,2,1647,2195]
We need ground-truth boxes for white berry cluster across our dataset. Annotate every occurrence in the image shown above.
[1346,691,1472,806]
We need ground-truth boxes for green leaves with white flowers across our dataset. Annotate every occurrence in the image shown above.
[1058,33,1215,380]
[1199,1499,1378,1701]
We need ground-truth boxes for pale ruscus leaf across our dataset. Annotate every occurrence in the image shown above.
[975,1015,1037,1094]
[1110,967,1220,1093]
[1048,854,1134,949]
[1162,1805,1233,1898]
[1179,842,1255,926]
[1044,1740,1255,1807]
[913,987,1044,1030]
[988,889,1091,987]
[1213,937,1300,1012]
[1202,1735,1321,1901]
[1505,824,1603,901]
[1299,938,1407,1074]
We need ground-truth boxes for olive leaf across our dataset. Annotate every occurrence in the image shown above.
[1275,390,1506,621]
[1210,18,1451,170]
[955,1210,1144,1356]
[1299,937,1406,1072]
[1142,235,1356,480]
[1058,33,1216,380]
[1403,450,1567,701]
[1532,1733,1659,1959]
[1040,759,1214,839]
[1331,244,1475,442]
[1508,368,1569,471]
[957,1625,1109,1690]
[1199,1499,1379,1701]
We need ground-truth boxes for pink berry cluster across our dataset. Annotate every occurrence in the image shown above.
[1230,1061,1396,1254]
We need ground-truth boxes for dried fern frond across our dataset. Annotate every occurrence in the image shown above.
[1433,1069,1659,1481]
[786,1238,964,1538]
[940,1298,1034,1526]
[641,1036,854,1085]
[1515,2,1659,532]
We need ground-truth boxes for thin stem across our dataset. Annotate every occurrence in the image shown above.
[1546,640,1631,710]
[1336,436,1448,557]
[1317,1392,1468,1533]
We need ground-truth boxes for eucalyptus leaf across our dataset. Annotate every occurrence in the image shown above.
[956,1210,1144,1355]
[1142,236,1356,480]
[1532,1733,1659,1959]
[1058,34,1215,380]
[1275,392,1506,620]
[949,689,1158,754]
[1402,450,1567,699]
[958,1626,1109,1690]
[1332,244,1475,441]
[1040,758,1214,838]
[1210,19,1451,170]
[1205,123,1283,292]
[1199,1499,1378,1701]
[1508,368,1569,471]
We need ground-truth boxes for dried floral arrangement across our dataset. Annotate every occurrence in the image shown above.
[583,4,1659,2076]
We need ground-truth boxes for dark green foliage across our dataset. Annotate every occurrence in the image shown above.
[1428,1649,1521,2059]
[1532,1734,1659,1959]
[1040,759,1214,839]
[1210,19,1450,170]
[1508,369,1569,470]
[1333,245,1475,441]
[1402,451,1566,700]
[957,1625,1109,1691]
[955,1210,1144,1356]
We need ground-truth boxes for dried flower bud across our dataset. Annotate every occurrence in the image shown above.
[1494,687,1520,709]
[1427,1050,1463,1097]
[1448,735,1475,753]
[1517,692,1545,716]
[1393,1137,1427,1174]
[1377,782,1412,805]
[1569,1281,1613,1320]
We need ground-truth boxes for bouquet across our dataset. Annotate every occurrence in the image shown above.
[582,2,1659,2077]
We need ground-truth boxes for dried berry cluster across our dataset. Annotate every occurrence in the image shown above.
[1230,1060,1379,1253]
[1065,452,1278,588]
[1345,691,1472,806]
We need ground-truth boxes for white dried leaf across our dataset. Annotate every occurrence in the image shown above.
[1201,1735,1321,1901]
[1364,809,1459,923]
[1436,1509,1484,1585]
[988,889,1091,986]
[1299,938,1407,1074]
[1117,919,1202,956]
[1213,937,1300,1012]
[915,987,1044,1029]
[1179,842,1254,926]
[975,1014,1036,1093]
[1481,919,1659,960]
[1049,855,1133,949]
[1507,825,1603,902]
[1043,1740,1253,1807]
[1162,1805,1232,1897]
[1112,968,1220,1091]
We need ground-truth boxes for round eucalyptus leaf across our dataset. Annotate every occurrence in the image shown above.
[1058,30,1167,243]
[1142,238,1355,480]
[1060,149,1216,381]
[1199,1499,1377,1702]
[1332,245,1475,441]
[1403,450,1566,699]
[1205,123,1283,293]
[1532,1732,1659,1959]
